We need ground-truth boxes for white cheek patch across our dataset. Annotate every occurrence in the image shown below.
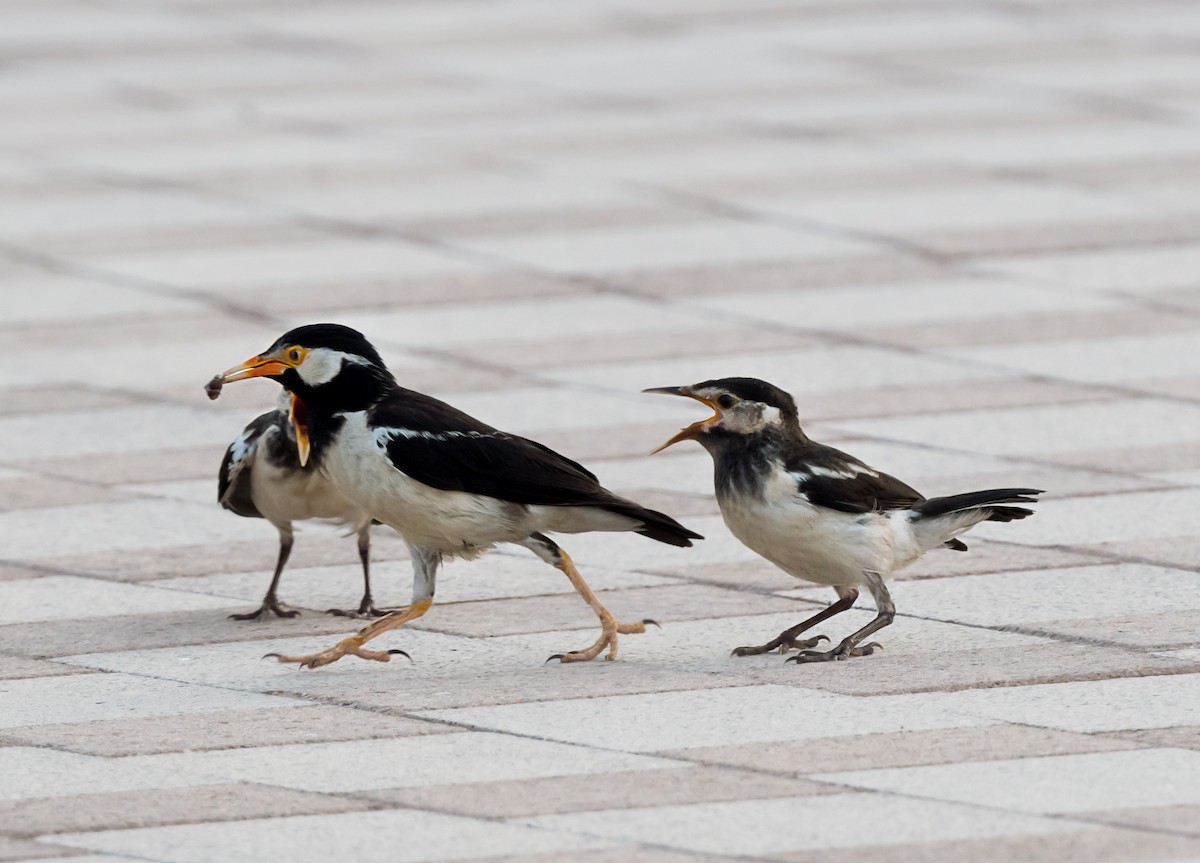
[295,348,368,386]
[761,406,782,426]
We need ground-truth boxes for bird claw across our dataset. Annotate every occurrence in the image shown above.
[544,653,566,664]
[784,640,883,664]
[731,633,828,657]
[230,603,299,621]
[262,638,408,669]
[325,605,395,619]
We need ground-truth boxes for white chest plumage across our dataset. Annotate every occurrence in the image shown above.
[717,464,913,587]
[249,427,366,528]
[320,412,526,557]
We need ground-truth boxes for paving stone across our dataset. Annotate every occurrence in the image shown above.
[369,765,829,819]
[0,704,453,756]
[522,793,1083,856]
[1106,726,1200,750]
[0,576,233,625]
[50,809,619,863]
[125,732,682,794]
[0,837,79,861]
[1081,804,1200,838]
[777,826,1200,863]
[413,584,798,638]
[0,783,380,838]
[151,554,675,611]
[678,725,1143,776]
[6,1,1200,859]
[0,748,216,802]
[815,749,1200,814]
[419,685,997,753]
[0,656,87,681]
[795,564,1200,629]
[775,641,1199,697]
[899,673,1200,733]
[0,672,301,730]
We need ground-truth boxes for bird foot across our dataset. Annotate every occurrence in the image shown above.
[325,600,396,619]
[785,640,883,664]
[264,636,411,669]
[229,601,300,621]
[731,633,829,657]
[546,619,658,664]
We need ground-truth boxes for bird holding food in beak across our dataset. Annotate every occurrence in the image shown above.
[216,389,390,620]
[645,377,1041,663]
[212,323,702,668]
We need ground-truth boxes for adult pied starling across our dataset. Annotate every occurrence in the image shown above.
[212,323,702,668]
[646,377,1041,663]
[218,390,387,620]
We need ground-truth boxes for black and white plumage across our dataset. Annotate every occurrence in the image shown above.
[646,377,1041,662]
[218,390,386,620]
[214,323,702,668]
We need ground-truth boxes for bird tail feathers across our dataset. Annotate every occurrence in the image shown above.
[909,488,1042,551]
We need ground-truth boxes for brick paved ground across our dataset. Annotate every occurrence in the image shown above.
[2,1,1200,861]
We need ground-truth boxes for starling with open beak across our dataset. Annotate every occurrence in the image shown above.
[212,323,702,668]
[217,390,389,620]
[646,378,1041,663]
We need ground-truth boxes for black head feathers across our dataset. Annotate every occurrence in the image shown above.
[271,323,388,371]
[694,377,799,418]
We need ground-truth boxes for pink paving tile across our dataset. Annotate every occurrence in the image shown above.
[677,725,1143,777]
[779,642,1200,697]
[408,584,799,638]
[1107,726,1200,750]
[0,705,455,757]
[0,784,381,839]
[778,826,1200,863]
[369,765,828,819]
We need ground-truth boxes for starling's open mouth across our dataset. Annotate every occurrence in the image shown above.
[642,386,721,453]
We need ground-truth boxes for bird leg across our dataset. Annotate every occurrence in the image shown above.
[731,587,858,656]
[266,600,428,668]
[788,573,893,664]
[268,545,440,669]
[230,532,300,621]
[326,524,394,618]
[522,533,656,663]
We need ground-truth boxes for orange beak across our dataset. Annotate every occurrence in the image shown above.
[289,392,311,467]
[642,386,720,453]
[216,354,293,385]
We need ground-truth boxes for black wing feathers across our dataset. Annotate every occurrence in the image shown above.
[786,442,924,514]
[369,391,701,546]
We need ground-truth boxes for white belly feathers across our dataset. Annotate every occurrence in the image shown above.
[717,464,911,587]
[321,412,528,557]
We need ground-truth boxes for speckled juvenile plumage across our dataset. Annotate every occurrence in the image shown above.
[646,377,1042,662]
[218,391,383,620]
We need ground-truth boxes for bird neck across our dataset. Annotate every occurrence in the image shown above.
[285,364,397,467]
[287,363,396,416]
[706,422,807,498]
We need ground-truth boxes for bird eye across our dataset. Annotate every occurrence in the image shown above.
[288,348,301,362]
[717,394,735,410]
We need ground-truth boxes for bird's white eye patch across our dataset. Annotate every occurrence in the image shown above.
[294,347,367,385]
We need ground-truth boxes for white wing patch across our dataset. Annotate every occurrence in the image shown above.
[790,463,879,483]
[219,427,260,506]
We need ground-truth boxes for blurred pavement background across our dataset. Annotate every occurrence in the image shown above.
[2,1,1200,861]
